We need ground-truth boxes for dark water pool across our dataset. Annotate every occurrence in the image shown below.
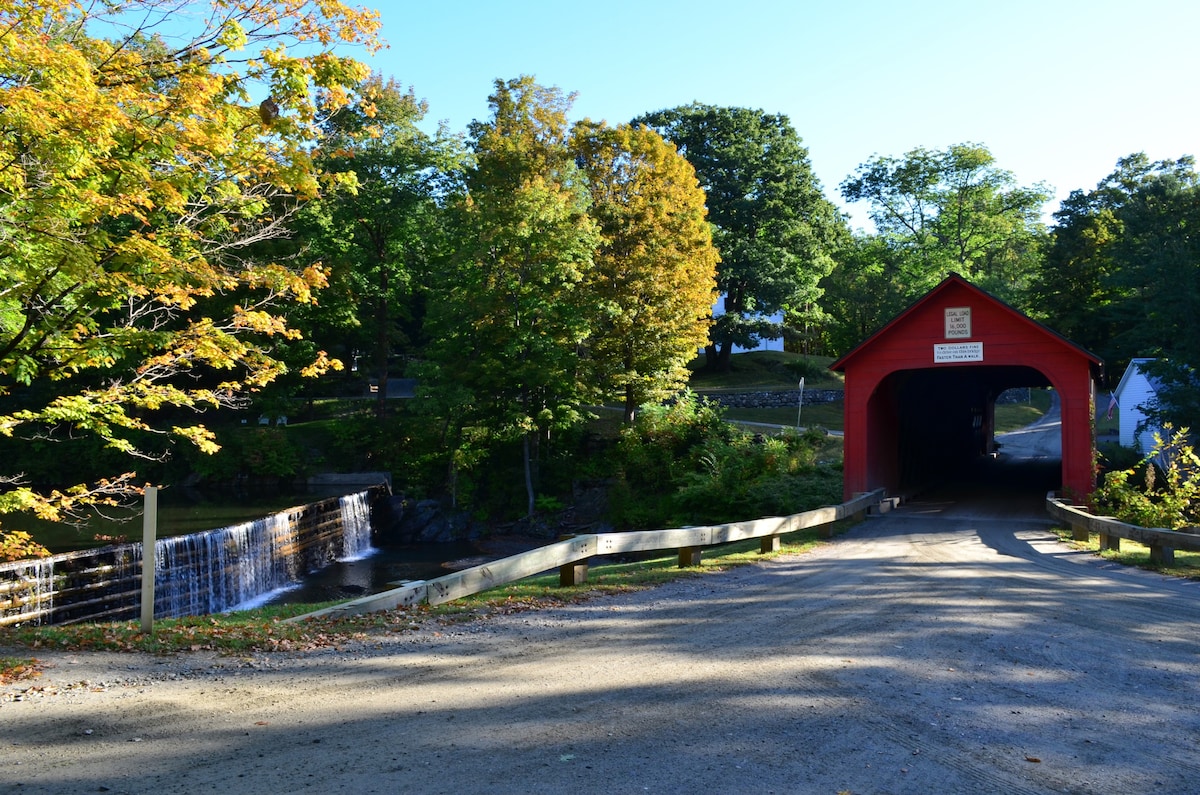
[254,540,481,607]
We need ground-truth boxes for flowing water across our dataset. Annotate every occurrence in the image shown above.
[2,490,476,624]
[149,492,379,616]
[144,491,471,614]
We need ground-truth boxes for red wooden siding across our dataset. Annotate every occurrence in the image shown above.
[832,275,1101,502]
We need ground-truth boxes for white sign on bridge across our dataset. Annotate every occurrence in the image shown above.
[934,341,984,362]
[944,306,972,338]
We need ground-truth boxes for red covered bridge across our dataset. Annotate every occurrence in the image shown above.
[831,274,1103,502]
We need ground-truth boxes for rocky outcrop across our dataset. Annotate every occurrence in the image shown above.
[374,496,480,544]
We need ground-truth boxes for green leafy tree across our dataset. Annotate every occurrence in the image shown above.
[817,234,914,355]
[1107,160,1200,359]
[424,76,599,518]
[1031,154,1200,427]
[572,120,718,423]
[1107,158,1200,429]
[1027,178,1126,359]
[634,104,845,371]
[0,0,380,551]
[297,74,462,414]
[840,143,1050,307]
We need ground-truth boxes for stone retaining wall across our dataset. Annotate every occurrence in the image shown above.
[704,389,843,409]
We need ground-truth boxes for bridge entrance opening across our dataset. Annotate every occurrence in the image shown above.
[874,365,1054,493]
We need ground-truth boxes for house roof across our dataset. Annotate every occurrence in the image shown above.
[829,273,1103,376]
[1114,358,1161,399]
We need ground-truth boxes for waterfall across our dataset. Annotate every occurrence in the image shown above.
[30,558,54,621]
[0,487,382,624]
[17,558,55,625]
[339,491,374,560]
[153,510,303,618]
[150,490,374,619]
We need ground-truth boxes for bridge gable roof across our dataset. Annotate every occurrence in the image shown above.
[830,273,1102,376]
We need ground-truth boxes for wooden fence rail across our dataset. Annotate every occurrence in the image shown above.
[292,489,888,622]
[1045,494,1200,564]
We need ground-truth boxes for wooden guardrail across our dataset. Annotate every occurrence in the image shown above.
[292,489,888,622]
[1045,494,1200,564]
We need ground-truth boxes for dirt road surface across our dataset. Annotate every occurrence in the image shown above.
[5,415,1200,794]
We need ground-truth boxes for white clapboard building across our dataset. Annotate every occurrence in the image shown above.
[1112,358,1163,452]
[711,294,784,354]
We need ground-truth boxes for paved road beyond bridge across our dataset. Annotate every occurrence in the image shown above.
[4,416,1200,794]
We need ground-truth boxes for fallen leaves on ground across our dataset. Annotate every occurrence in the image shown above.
[0,657,43,684]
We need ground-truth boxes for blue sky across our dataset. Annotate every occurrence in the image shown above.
[360,0,1198,226]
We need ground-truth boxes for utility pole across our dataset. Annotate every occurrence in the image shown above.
[796,378,805,429]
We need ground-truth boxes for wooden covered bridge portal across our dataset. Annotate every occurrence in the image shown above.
[831,275,1103,502]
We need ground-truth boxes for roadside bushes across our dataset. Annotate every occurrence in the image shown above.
[606,391,842,529]
[1094,425,1200,530]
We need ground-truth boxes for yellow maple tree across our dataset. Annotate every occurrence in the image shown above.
[0,0,381,556]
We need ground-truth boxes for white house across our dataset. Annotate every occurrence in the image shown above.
[1112,358,1163,452]
[711,294,784,354]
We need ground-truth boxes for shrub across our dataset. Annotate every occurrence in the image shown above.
[783,357,830,381]
[1094,425,1200,529]
[607,396,840,529]
[187,427,305,481]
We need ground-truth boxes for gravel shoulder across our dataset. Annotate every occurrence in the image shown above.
[5,419,1200,795]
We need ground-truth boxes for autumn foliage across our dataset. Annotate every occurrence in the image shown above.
[0,0,380,546]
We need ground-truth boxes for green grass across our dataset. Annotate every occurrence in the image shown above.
[689,351,843,431]
[1052,528,1200,580]
[715,385,1054,436]
[688,351,843,392]
[722,401,845,431]
[993,388,1053,433]
[1095,404,1119,438]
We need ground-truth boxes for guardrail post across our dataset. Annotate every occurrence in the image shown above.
[760,535,780,553]
[557,534,589,586]
[678,546,702,567]
[559,560,589,586]
[848,492,871,522]
[1098,532,1120,551]
[140,486,158,635]
[1149,544,1175,565]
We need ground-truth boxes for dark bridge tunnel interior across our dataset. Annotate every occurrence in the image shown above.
[881,364,1059,495]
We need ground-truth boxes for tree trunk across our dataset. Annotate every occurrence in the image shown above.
[374,269,390,418]
[623,383,637,424]
[523,432,536,518]
[715,341,733,372]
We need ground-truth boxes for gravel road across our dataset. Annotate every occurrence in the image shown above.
[5,413,1200,795]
